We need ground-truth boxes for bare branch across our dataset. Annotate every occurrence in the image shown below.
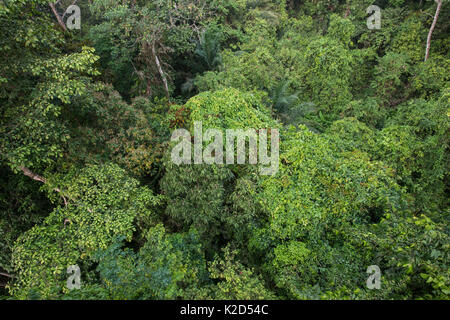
[19,166,68,205]
[0,272,13,278]
[19,166,47,184]
[152,42,170,101]
[49,2,67,31]
[344,1,350,18]
[425,0,443,62]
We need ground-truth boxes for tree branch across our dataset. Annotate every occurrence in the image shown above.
[19,166,47,184]
[0,272,13,278]
[49,2,67,31]
[19,166,68,205]
[344,2,350,18]
[425,0,442,62]
[152,42,170,101]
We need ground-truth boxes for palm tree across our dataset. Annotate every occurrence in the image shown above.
[270,80,317,128]
[270,80,299,114]
[194,29,222,72]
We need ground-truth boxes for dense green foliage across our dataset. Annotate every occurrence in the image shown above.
[0,0,448,300]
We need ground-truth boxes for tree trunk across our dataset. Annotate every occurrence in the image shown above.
[425,0,442,62]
